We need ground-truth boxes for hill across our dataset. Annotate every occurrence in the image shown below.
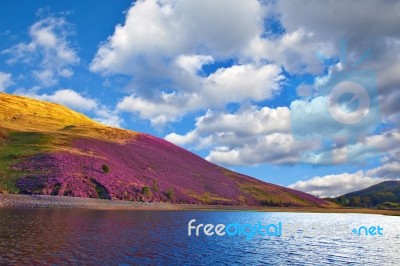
[331,181,400,208]
[0,92,335,207]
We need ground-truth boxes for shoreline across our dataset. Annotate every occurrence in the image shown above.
[1,194,400,216]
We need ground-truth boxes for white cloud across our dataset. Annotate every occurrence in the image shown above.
[91,0,178,74]
[117,91,199,126]
[296,84,314,97]
[274,0,400,117]
[191,106,290,138]
[366,162,400,180]
[117,64,283,125]
[166,102,400,166]
[92,106,123,128]
[175,54,214,74]
[364,129,400,151]
[165,130,199,147]
[288,129,400,197]
[165,106,291,146]
[33,69,57,87]
[59,68,73,78]
[288,131,400,197]
[165,106,320,165]
[245,28,334,74]
[288,171,383,198]
[90,0,265,74]
[289,95,380,141]
[206,133,317,166]
[2,16,79,87]
[91,0,286,125]
[32,89,97,112]
[89,0,400,128]
[276,0,400,52]
[204,64,283,103]
[294,128,400,165]
[0,72,13,91]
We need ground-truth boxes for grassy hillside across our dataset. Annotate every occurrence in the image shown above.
[329,181,400,208]
[0,92,136,141]
[0,92,336,207]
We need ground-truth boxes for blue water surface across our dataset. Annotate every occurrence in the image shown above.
[0,209,399,265]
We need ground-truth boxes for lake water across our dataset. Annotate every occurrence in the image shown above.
[0,209,399,265]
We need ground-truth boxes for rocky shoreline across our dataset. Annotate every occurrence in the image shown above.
[1,194,400,216]
[0,194,174,210]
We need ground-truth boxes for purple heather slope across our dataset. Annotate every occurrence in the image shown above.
[16,133,331,207]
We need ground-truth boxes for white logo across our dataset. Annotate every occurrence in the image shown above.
[328,81,370,125]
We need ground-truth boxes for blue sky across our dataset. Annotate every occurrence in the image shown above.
[1,0,399,197]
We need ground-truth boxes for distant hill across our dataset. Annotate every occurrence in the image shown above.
[0,93,336,207]
[329,181,400,208]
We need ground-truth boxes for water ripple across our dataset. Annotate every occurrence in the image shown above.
[0,209,399,265]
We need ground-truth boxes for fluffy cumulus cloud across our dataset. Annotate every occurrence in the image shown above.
[166,106,291,145]
[0,72,14,91]
[2,16,79,87]
[366,162,400,180]
[274,0,400,117]
[117,64,283,125]
[205,133,317,165]
[18,89,122,128]
[91,0,286,125]
[162,0,400,170]
[288,171,383,198]
[265,0,400,170]
[90,0,264,73]
[117,92,197,126]
[166,106,321,165]
[166,102,400,166]
[289,94,380,144]
[288,129,400,197]
[305,128,400,165]
[30,89,97,112]
[245,27,335,74]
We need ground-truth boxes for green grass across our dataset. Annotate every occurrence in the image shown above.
[90,178,110,199]
[102,164,110,173]
[165,188,174,201]
[142,186,153,199]
[188,191,231,204]
[0,130,51,193]
[240,185,280,205]
[240,184,312,206]
[61,125,77,130]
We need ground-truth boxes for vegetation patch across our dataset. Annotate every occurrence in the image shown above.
[102,164,110,174]
[377,202,400,209]
[152,180,159,192]
[0,130,52,193]
[90,178,111,199]
[165,188,174,201]
[142,186,153,199]
[329,181,400,208]
[188,191,231,204]
[62,125,77,130]
[239,184,307,206]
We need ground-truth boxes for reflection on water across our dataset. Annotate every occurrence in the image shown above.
[0,209,399,265]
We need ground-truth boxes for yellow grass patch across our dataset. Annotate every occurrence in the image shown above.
[0,93,137,143]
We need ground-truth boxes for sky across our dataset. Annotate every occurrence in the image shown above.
[0,0,399,198]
